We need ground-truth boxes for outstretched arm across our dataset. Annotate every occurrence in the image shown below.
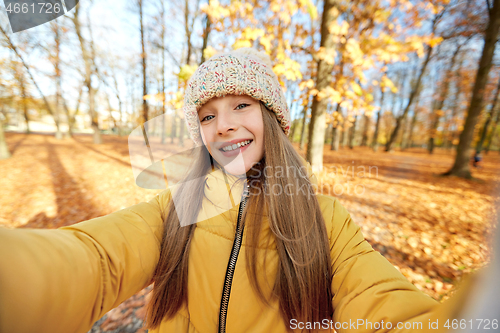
[327,197,457,332]
[0,190,171,333]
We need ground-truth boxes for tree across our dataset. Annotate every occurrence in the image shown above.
[442,55,466,149]
[428,41,465,154]
[372,79,387,152]
[485,105,500,153]
[0,26,60,137]
[306,0,337,172]
[348,114,357,149]
[330,104,343,151]
[49,22,66,139]
[71,4,102,144]
[476,73,500,153]
[0,107,10,160]
[63,84,83,137]
[10,61,30,134]
[159,0,167,143]
[360,112,370,146]
[137,0,149,125]
[443,0,500,178]
[299,97,311,150]
[406,90,422,150]
[385,11,445,152]
[199,0,212,64]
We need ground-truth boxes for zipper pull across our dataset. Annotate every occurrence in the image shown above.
[242,184,250,198]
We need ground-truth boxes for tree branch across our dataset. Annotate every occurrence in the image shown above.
[151,41,181,67]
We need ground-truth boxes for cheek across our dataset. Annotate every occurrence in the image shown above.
[200,129,207,145]
[252,115,265,157]
[200,127,211,146]
[254,115,265,143]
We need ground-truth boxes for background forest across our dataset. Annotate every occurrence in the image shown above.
[0,0,499,332]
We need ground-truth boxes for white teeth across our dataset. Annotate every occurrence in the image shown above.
[221,140,251,152]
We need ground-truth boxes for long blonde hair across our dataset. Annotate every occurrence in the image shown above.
[147,103,333,331]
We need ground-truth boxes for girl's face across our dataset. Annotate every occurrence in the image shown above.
[197,95,264,176]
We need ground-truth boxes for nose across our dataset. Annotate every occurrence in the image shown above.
[216,111,238,136]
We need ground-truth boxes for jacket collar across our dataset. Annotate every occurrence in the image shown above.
[195,157,317,246]
[202,156,317,207]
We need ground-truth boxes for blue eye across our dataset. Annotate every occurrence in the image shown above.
[235,103,249,110]
[201,115,214,122]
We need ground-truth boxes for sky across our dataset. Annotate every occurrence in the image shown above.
[0,0,193,116]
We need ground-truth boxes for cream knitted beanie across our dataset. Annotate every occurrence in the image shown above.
[182,48,291,146]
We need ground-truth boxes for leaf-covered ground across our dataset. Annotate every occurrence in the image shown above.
[1,133,499,332]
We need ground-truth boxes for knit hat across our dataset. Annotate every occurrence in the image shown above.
[183,48,291,146]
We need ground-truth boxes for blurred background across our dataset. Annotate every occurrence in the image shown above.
[0,0,499,332]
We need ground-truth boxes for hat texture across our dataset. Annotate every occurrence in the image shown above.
[183,48,291,146]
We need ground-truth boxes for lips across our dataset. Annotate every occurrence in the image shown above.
[218,139,253,152]
[215,139,253,158]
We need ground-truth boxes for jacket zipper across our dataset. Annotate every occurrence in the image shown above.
[218,187,249,333]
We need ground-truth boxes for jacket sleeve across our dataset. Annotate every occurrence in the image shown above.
[0,189,171,333]
[328,197,445,332]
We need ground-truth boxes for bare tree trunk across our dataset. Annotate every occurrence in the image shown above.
[399,117,409,149]
[106,94,118,132]
[139,0,149,124]
[111,74,124,136]
[299,97,310,150]
[289,119,298,142]
[0,25,59,136]
[324,123,332,144]
[360,112,369,146]
[407,94,421,150]
[128,74,136,130]
[53,23,64,139]
[62,99,74,137]
[160,0,167,143]
[485,108,500,153]
[371,111,381,152]
[184,0,193,67]
[199,0,212,64]
[306,0,337,172]
[386,45,433,152]
[372,86,385,152]
[71,5,102,144]
[330,126,338,150]
[443,57,465,149]
[476,74,500,153]
[444,0,500,178]
[428,42,462,154]
[330,104,341,151]
[18,73,30,134]
[342,123,349,147]
[170,113,177,144]
[0,113,10,160]
[349,115,357,149]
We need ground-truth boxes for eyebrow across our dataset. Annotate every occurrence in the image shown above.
[198,96,256,115]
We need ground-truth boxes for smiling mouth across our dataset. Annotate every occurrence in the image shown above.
[219,140,253,152]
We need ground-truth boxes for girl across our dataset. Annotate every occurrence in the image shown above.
[0,48,456,333]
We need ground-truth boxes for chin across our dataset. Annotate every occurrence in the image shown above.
[221,163,250,177]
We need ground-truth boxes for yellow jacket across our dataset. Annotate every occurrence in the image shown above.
[0,167,456,333]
